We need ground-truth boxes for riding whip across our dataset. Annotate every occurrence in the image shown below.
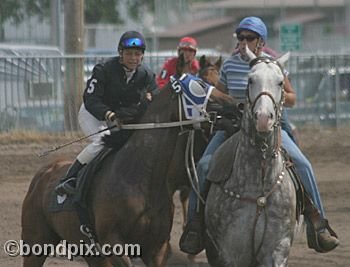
[37,116,209,157]
[37,124,118,158]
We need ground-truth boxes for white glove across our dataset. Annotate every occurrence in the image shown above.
[105,111,122,129]
[105,111,117,122]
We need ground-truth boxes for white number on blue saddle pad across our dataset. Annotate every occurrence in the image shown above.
[170,74,214,119]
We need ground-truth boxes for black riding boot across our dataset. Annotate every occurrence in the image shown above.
[179,180,211,255]
[304,194,339,253]
[55,160,84,196]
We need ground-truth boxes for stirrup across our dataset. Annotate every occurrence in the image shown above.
[306,218,339,253]
[55,177,77,196]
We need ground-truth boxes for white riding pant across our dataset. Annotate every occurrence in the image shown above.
[76,104,111,165]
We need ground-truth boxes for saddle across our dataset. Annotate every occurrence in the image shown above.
[48,147,114,213]
[207,102,243,137]
[206,131,240,184]
[73,147,114,207]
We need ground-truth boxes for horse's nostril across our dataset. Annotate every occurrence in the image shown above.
[269,113,273,119]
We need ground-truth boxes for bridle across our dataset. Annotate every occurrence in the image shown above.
[246,56,285,130]
[242,57,286,158]
[198,66,219,85]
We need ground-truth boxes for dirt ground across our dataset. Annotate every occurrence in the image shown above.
[0,127,349,267]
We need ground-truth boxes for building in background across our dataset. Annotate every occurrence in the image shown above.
[1,1,350,54]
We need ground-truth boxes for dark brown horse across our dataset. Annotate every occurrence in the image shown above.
[198,55,222,87]
[174,54,225,229]
[21,54,231,267]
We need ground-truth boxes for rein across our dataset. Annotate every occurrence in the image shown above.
[119,117,208,130]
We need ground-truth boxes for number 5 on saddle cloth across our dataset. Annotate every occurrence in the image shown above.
[170,73,214,120]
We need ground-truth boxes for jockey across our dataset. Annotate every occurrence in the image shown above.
[180,16,339,255]
[156,36,200,88]
[55,30,159,196]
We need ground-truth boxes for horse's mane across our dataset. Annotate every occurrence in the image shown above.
[102,89,173,149]
[102,130,133,149]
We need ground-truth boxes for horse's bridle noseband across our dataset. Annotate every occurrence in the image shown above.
[246,57,285,128]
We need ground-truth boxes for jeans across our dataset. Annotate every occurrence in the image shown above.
[187,128,325,223]
[281,109,296,144]
[188,130,226,220]
[281,130,325,217]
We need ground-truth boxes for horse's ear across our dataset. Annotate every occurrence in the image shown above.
[176,53,186,76]
[277,52,290,67]
[215,56,222,69]
[199,55,206,69]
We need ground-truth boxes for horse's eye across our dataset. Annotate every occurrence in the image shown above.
[248,78,253,84]
[279,81,284,86]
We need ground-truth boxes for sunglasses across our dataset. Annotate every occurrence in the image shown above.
[122,38,144,48]
[237,34,258,42]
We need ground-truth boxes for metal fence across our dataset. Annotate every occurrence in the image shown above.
[286,53,350,128]
[0,53,350,133]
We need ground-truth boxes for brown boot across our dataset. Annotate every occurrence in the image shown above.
[304,195,339,253]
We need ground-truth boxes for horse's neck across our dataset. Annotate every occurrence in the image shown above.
[124,90,180,194]
[231,112,283,191]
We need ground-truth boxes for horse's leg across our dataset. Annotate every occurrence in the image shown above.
[21,219,60,267]
[146,240,170,267]
[107,255,133,267]
[94,232,133,267]
[85,257,114,267]
[258,237,291,267]
[179,186,190,230]
[22,198,61,266]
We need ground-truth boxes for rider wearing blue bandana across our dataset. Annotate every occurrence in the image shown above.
[55,31,158,196]
[180,16,339,255]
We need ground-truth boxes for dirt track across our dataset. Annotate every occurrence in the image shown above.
[0,127,349,266]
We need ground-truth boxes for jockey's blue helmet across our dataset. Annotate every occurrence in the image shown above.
[235,16,268,41]
[118,31,146,53]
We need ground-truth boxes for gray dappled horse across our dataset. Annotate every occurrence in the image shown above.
[205,48,296,267]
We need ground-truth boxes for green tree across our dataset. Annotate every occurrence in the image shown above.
[85,0,121,24]
[0,0,51,41]
[0,0,160,42]
[0,1,24,41]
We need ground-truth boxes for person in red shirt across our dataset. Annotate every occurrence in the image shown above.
[156,36,200,88]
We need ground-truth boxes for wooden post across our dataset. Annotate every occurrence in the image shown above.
[64,0,84,131]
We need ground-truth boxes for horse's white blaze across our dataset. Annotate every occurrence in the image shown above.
[254,95,275,133]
